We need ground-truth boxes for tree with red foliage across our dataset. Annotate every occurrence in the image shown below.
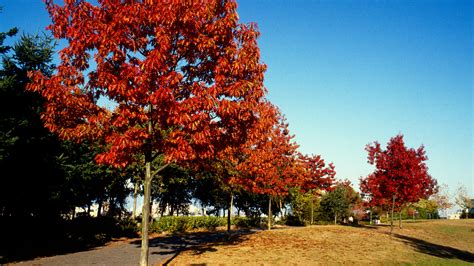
[359,134,437,233]
[298,154,336,224]
[27,1,268,264]
[237,113,299,230]
[209,101,278,232]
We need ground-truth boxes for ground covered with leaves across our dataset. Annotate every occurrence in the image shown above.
[169,219,474,265]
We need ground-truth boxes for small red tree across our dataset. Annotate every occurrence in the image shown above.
[298,154,336,224]
[359,134,437,233]
[28,1,268,264]
[237,114,299,230]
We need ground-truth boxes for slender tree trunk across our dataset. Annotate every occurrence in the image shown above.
[133,180,139,218]
[369,209,373,225]
[390,195,396,235]
[227,192,233,233]
[310,195,314,225]
[268,195,272,230]
[399,211,402,229]
[139,157,152,266]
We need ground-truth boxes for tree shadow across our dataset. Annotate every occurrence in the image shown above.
[346,223,383,230]
[393,233,474,263]
[0,216,138,264]
[131,229,256,265]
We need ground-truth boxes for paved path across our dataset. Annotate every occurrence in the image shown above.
[13,230,256,265]
[14,238,175,265]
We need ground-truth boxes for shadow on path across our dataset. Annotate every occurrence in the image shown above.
[393,233,474,263]
[131,229,257,265]
[0,217,138,264]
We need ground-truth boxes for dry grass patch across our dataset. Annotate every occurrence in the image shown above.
[167,219,474,265]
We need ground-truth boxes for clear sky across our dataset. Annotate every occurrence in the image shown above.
[1,0,472,202]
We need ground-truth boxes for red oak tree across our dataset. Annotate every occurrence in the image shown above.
[236,114,299,230]
[196,101,278,232]
[28,1,268,264]
[359,134,437,232]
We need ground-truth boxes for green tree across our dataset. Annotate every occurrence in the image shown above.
[319,184,359,224]
[288,188,313,225]
[0,33,60,218]
[152,164,194,216]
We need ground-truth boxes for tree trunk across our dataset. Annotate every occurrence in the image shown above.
[139,157,152,266]
[310,195,314,225]
[390,195,396,235]
[399,211,402,229]
[369,209,373,225]
[268,195,272,230]
[132,180,139,218]
[334,214,337,225]
[279,199,283,219]
[227,192,233,233]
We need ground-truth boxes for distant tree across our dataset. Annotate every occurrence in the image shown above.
[360,134,437,233]
[298,154,336,224]
[455,184,472,218]
[319,184,358,224]
[152,164,194,216]
[287,188,313,225]
[431,183,452,218]
[193,171,229,216]
[413,198,438,219]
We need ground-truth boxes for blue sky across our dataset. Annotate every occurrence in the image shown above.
[1,1,472,203]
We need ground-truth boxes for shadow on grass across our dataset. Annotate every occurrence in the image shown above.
[0,216,138,264]
[393,233,474,263]
[347,223,386,230]
[131,229,256,265]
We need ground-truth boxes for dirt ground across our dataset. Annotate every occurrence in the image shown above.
[168,219,474,265]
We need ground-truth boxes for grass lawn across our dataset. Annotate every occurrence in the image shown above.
[166,219,474,265]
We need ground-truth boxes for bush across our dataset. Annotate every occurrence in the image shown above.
[284,215,307,226]
[151,216,228,233]
[150,215,263,233]
[233,216,260,228]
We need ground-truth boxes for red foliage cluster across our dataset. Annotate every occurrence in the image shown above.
[297,154,336,194]
[28,0,267,167]
[360,135,437,209]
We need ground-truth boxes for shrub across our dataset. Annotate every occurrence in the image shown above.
[151,216,228,233]
[284,215,307,226]
[150,215,265,233]
[233,216,261,227]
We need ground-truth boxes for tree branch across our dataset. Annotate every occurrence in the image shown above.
[151,163,170,180]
